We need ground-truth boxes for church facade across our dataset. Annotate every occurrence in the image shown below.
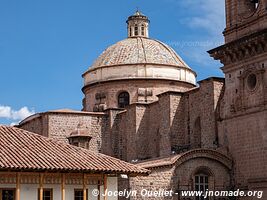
[18,1,267,199]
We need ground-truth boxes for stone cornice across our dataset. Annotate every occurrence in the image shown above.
[208,28,267,66]
[136,149,232,170]
[82,63,197,77]
[82,78,196,93]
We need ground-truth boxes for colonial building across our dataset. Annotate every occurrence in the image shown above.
[0,125,148,200]
[18,1,267,199]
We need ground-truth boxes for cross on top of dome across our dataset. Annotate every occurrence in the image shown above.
[133,9,144,16]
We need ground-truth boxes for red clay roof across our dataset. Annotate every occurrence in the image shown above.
[0,126,148,175]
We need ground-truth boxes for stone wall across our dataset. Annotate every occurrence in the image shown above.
[83,79,194,112]
[104,78,225,162]
[18,114,48,137]
[129,166,175,200]
[18,111,109,154]
[174,158,231,192]
[224,0,267,43]
[218,111,267,192]
[126,155,231,200]
[186,78,224,150]
[19,77,224,164]
[105,78,224,163]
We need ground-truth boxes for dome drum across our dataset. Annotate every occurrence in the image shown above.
[82,79,194,111]
[83,63,196,86]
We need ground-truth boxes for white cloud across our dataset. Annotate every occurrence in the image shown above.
[0,106,12,118]
[0,105,35,122]
[164,0,226,67]
[10,122,19,126]
[179,0,225,36]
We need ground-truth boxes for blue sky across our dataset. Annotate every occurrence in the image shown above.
[0,0,225,125]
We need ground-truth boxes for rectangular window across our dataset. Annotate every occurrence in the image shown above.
[38,188,53,200]
[74,189,88,200]
[0,189,15,200]
[130,27,132,37]
[195,174,209,200]
[141,27,145,36]
[134,26,138,36]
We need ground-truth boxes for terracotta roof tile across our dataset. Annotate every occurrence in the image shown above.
[0,126,149,175]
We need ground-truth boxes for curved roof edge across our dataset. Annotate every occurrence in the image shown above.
[136,149,232,170]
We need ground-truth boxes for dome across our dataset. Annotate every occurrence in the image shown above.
[90,37,191,70]
[83,37,196,86]
[82,11,197,111]
[82,11,196,87]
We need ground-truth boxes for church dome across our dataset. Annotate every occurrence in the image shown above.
[90,37,191,70]
[83,11,196,87]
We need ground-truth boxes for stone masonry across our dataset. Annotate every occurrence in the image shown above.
[18,2,267,199]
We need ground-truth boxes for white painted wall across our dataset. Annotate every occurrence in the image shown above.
[84,64,196,86]
[20,184,38,200]
[106,177,118,200]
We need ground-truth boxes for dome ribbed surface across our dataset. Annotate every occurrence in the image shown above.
[90,37,190,69]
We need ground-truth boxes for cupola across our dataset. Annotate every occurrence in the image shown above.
[126,10,150,38]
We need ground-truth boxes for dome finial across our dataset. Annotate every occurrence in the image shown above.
[135,7,141,15]
[127,10,150,38]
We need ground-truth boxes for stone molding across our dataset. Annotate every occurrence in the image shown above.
[209,28,267,65]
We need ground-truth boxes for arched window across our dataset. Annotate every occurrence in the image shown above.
[118,92,130,108]
[134,25,138,36]
[195,173,209,200]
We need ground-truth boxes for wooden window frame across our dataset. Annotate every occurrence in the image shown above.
[38,188,53,200]
[0,188,16,200]
[195,174,209,200]
[74,189,88,200]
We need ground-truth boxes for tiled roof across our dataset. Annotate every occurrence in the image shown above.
[89,37,191,70]
[0,126,149,175]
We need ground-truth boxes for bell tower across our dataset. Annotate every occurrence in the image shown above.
[224,0,267,42]
[209,0,267,196]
